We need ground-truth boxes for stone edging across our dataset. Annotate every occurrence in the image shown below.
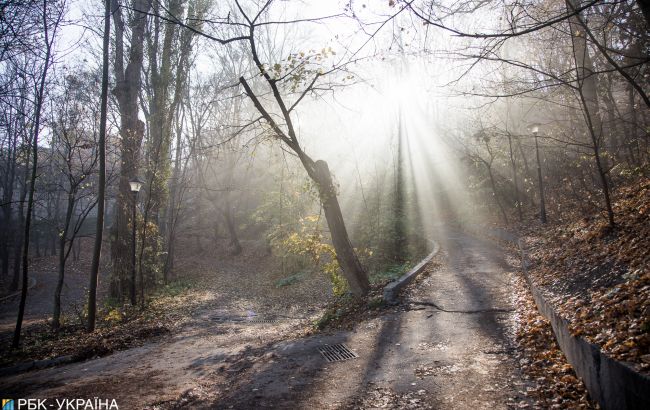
[382,239,440,304]
[469,225,650,410]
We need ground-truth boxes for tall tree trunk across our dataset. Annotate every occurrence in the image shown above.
[240,74,371,297]
[602,73,624,163]
[507,134,523,221]
[164,113,184,282]
[146,0,182,230]
[534,134,548,224]
[516,138,536,208]
[313,160,370,296]
[628,85,642,165]
[10,181,27,292]
[10,143,29,292]
[485,162,509,225]
[87,0,110,332]
[53,193,74,330]
[392,110,407,263]
[110,0,150,300]
[238,16,371,296]
[223,202,242,256]
[1,133,17,280]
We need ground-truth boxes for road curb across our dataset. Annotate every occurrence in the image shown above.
[382,239,440,304]
[466,224,650,410]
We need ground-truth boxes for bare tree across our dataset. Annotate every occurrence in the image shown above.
[13,0,64,348]
[233,1,370,296]
[49,73,100,330]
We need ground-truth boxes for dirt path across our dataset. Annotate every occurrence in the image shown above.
[1,232,530,409]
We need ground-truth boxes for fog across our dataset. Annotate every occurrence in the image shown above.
[1,0,647,337]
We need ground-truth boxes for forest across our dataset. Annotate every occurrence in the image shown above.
[0,0,649,409]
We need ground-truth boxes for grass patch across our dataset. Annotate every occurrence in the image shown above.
[369,262,413,284]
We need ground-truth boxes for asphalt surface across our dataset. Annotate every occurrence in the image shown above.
[1,232,530,409]
[193,232,529,409]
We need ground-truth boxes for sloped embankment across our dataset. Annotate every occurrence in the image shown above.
[524,179,649,373]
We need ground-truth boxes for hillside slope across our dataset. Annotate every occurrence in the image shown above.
[524,178,650,372]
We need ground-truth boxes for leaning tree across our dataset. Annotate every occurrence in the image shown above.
[155,0,372,295]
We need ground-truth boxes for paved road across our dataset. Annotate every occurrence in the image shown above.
[2,232,530,409]
[187,231,530,409]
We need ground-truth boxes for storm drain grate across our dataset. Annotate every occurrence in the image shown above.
[247,318,278,323]
[210,316,279,324]
[318,344,358,362]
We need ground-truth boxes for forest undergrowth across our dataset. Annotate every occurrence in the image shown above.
[0,238,334,369]
[0,278,202,368]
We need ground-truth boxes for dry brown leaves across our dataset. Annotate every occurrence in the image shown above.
[525,178,650,373]
[511,274,595,409]
[0,285,209,368]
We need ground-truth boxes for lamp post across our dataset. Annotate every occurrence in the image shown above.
[529,124,547,224]
[129,177,142,305]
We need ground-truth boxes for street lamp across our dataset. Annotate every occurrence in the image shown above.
[528,123,547,224]
[129,177,142,305]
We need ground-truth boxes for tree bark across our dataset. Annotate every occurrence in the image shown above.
[88,0,110,331]
[486,161,509,225]
[534,134,548,224]
[516,138,536,208]
[313,160,370,296]
[223,202,242,256]
[1,132,17,280]
[10,174,27,292]
[392,111,407,263]
[602,73,624,162]
[146,0,182,229]
[53,193,75,330]
[110,0,150,300]
[239,75,370,297]
[628,84,642,164]
[163,111,184,282]
[236,8,370,296]
[507,134,523,221]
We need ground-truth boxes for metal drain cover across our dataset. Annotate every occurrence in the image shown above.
[210,316,278,324]
[318,344,358,362]
[247,318,277,323]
